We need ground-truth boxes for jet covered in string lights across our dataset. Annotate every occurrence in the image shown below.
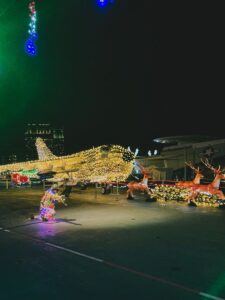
[0,138,135,185]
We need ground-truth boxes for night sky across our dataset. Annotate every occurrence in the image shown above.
[0,1,224,156]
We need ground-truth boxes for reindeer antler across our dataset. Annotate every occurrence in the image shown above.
[201,158,214,171]
[201,158,223,173]
[185,161,200,173]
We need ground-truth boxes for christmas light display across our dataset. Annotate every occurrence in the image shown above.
[150,185,225,208]
[127,171,151,199]
[25,1,38,56]
[36,138,56,160]
[149,159,225,208]
[11,173,30,186]
[0,139,135,183]
[40,186,66,221]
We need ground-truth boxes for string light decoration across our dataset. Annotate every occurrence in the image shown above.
[150,185,225,208]
[25,1,38,56]
[36,138,56,160]
[0,140,135,183]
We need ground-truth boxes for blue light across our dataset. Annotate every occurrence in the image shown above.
[97,0,107,7]
[96,0,114,8]
[25,2,38,56]
[25,38,37,56]
[30,32,38,40]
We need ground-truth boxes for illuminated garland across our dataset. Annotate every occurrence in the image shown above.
[150,185,225,208]
[151,185,190,202]
[25,1,38,56]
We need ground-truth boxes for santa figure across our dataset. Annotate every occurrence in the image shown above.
[40,184,66,221]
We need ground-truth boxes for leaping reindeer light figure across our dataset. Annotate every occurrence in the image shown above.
[176,161,204,188]
[187,158,225,202]
[127,168,152,200]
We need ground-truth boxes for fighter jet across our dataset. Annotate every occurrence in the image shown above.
[0,138,135,185]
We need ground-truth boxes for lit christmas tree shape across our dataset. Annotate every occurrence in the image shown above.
[25,1,38,56]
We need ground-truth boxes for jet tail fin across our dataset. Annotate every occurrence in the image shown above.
[35,137,57,160]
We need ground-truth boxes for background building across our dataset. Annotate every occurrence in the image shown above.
[136,136,225,180]
[24,123,64,160]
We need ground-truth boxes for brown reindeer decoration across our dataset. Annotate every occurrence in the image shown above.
[175,161,204,187]
[187,158,225,202]
[127,167,152,200]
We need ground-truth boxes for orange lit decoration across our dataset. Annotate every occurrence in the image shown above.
[127,168,152,199]
[175,162,204,187]
[187,159,225,202]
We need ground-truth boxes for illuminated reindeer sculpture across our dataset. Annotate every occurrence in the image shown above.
[176,161,204,188]
[187,159,225,202]
[127,168,152,200]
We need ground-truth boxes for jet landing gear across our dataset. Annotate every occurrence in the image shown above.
[101,184,112,195]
